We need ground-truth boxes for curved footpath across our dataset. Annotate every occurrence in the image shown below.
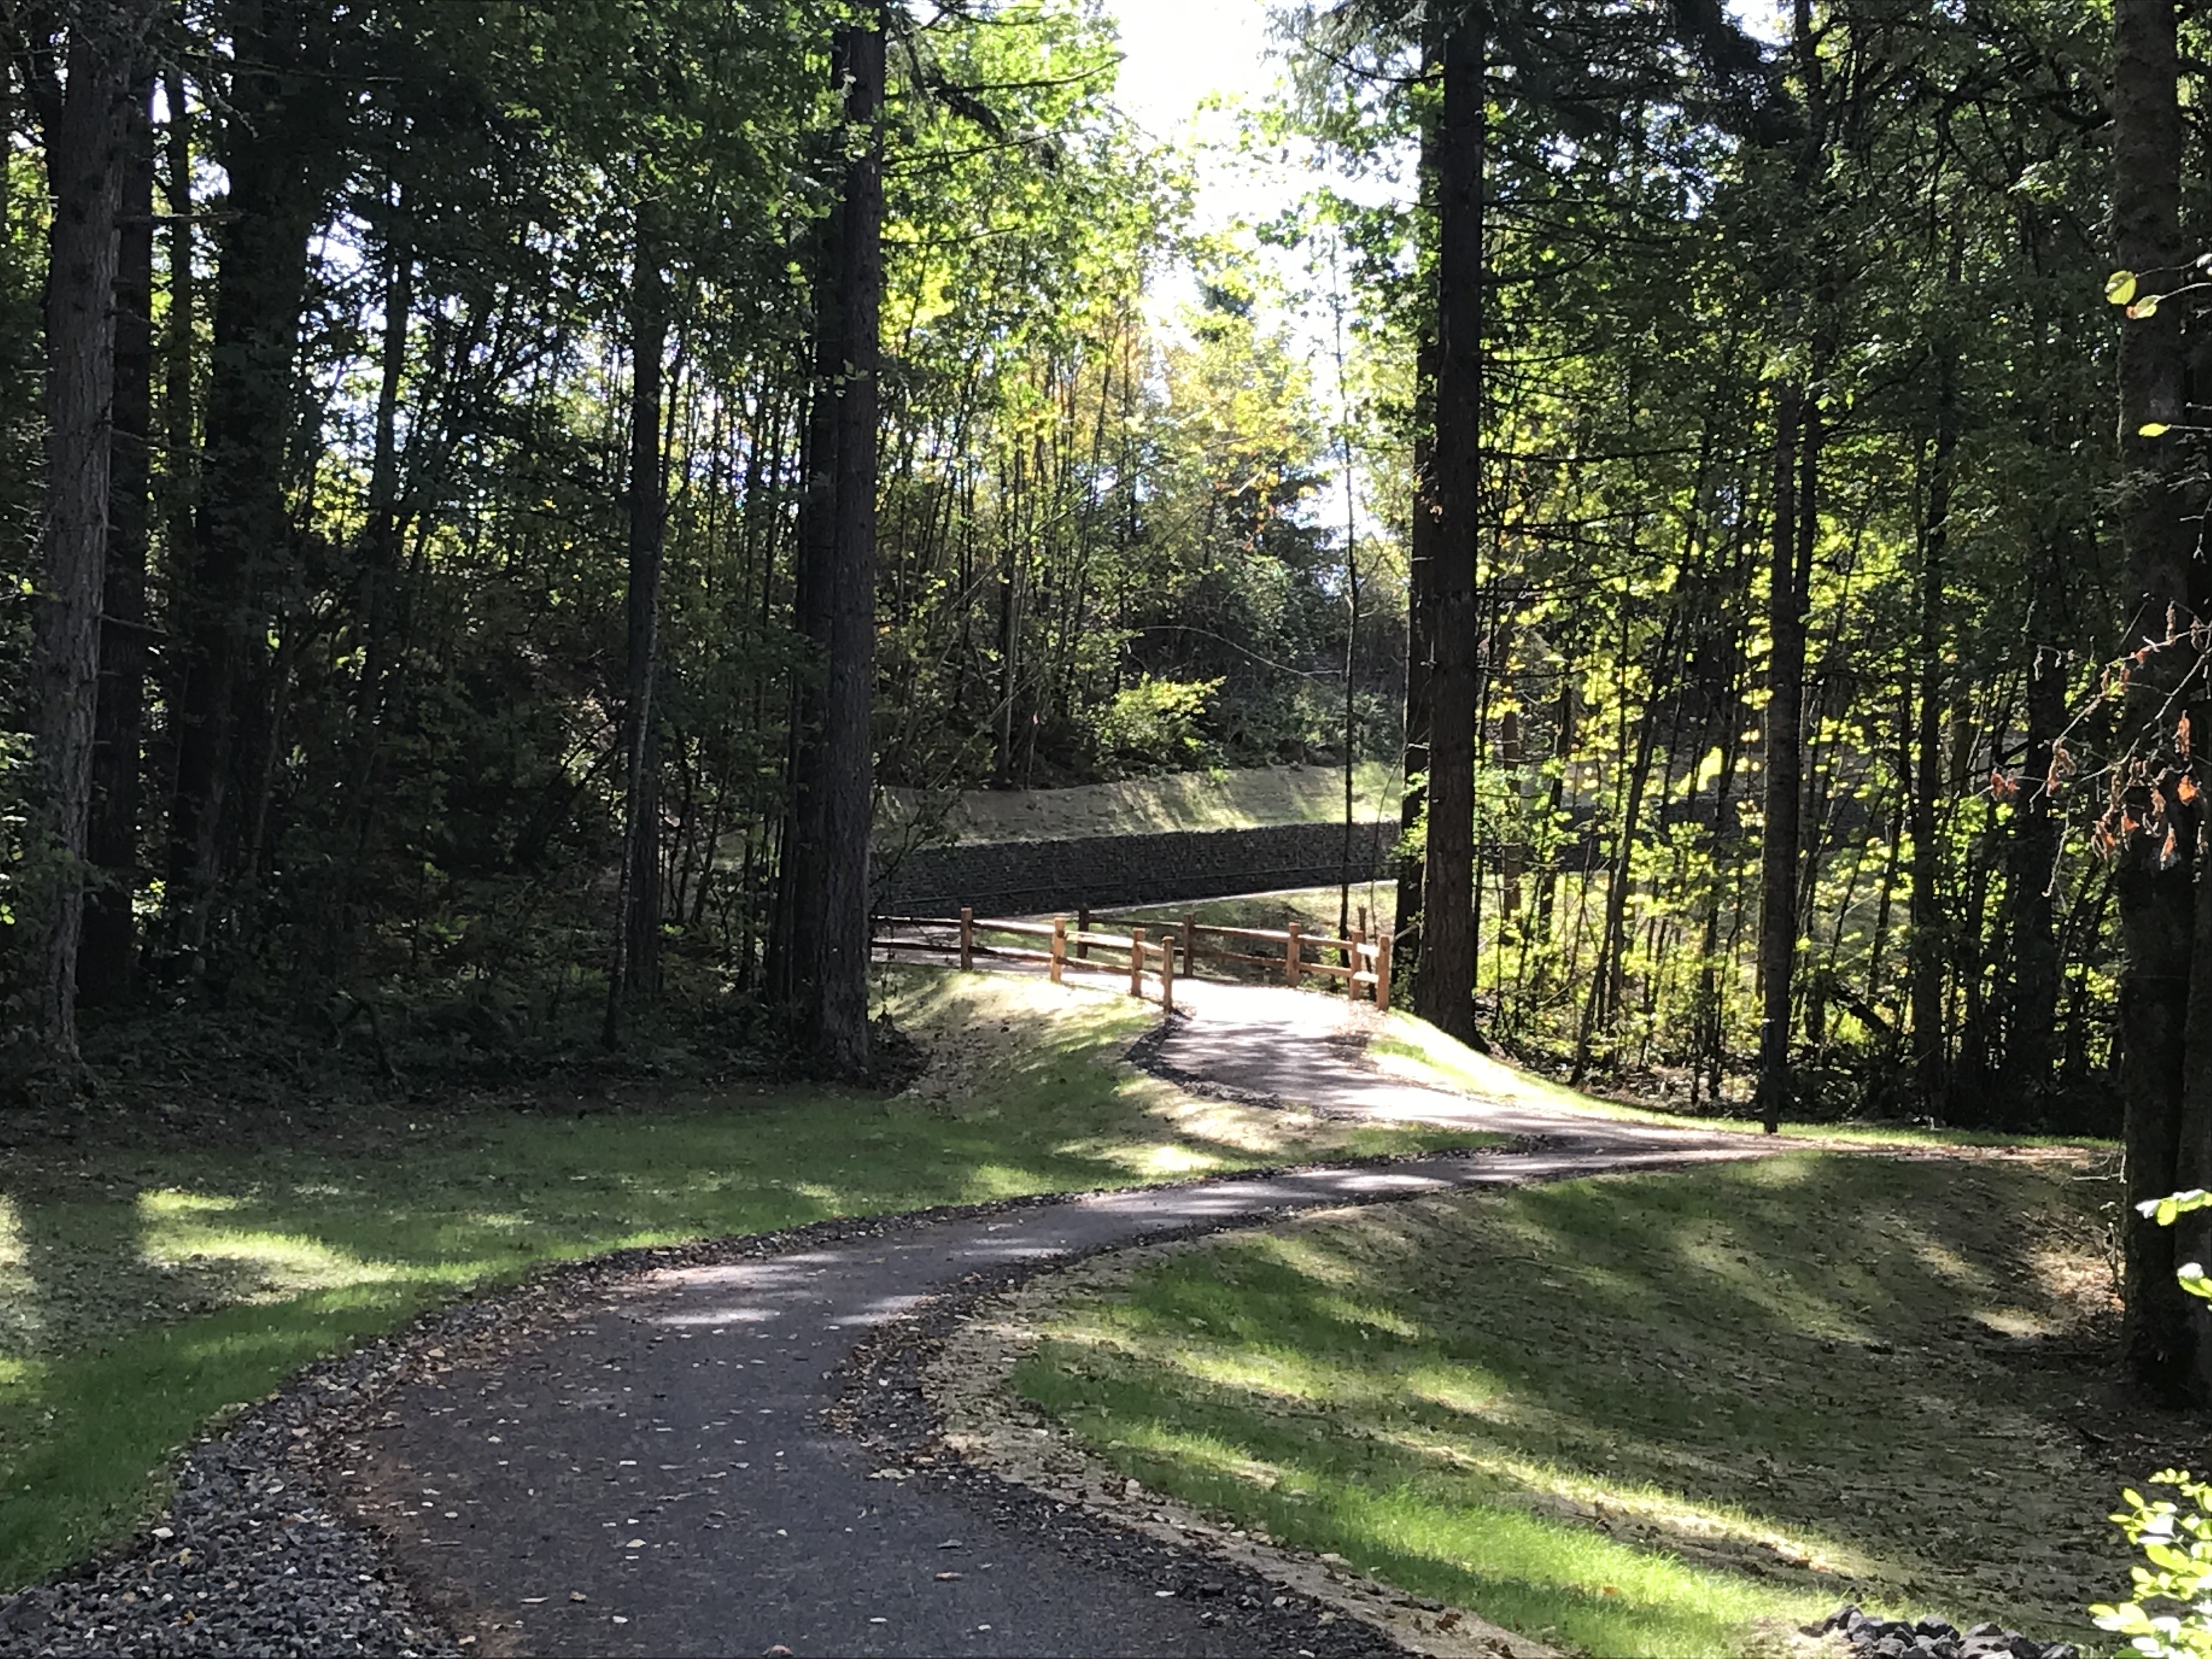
[4,976,1778,1659]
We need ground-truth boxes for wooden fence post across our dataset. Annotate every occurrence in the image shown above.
[1128,927,1146,997]
[1375,930,1393,1008]
[1051,916,1066,985]
[1160,938,1175,1015]
[960,907,973,971]
[1351,927,1365,997]
[1285,922,1302,987]
[1077,906,1091,960]
[1182,916,1197,976]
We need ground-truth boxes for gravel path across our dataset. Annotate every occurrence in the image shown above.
[4,973,1776,1658]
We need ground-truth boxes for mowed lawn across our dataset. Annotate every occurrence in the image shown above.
[1015,1151,2134,1657]
[0,967,1491,1590]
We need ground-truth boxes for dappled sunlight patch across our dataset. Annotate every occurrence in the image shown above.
[1238,1231,1369,1290]
[138,1199,432,1306]
[0,1200,41,1358]
[1424,1441,1874,1581]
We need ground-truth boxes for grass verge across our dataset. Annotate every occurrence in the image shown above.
[0,966,1493,1590]
[1013,1153,2133,1657]
[1103,885,1398,940]
[1370,1011,2118,1151]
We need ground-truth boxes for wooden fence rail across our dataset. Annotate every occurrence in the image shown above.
[874,904,1387,1009]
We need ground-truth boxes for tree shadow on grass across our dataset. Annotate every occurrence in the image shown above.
[1019,1152,2138,1656]
[0,967,1476,1591]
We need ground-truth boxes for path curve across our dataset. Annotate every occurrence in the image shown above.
[319,973,1773,1658]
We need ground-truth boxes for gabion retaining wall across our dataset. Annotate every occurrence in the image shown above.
[875,818,1399,918]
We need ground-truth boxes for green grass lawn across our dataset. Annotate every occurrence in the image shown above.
[1103,884,1397,941]
[1370,1010,2118,1151]
[1013,1153,2132,1658]
[0,967,1492,1592]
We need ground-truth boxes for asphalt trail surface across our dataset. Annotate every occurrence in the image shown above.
[345,975,1770,1657]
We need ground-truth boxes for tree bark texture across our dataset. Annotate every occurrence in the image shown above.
[164,0,336,956]
[24,1,146,1063]
[2112,0,2204,1399]
[772,13,883,1076]
[610,223,669,1031]
[1413,13,1483,1045]
[81,65,155,1005]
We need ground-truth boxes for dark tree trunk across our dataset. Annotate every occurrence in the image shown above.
[81,66,155,1006]
[2112,0,2203,1399]
[607,222,669,1039]
[771,12,882,1076]
[2005,623,2064,1102]
[21,1,146,1064]
[1573,609,1677,1085]
[1754,384,1807,1132]
[335,207,413,946]
[1397,347,1436,977]
[163,0,332,959]
[1908,338,1960,1116]
[1414,12,1483,1044]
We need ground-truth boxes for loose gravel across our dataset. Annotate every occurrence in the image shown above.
[1816,1605,2083,1659]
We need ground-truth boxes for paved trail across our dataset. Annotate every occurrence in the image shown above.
[343,974,1772,1657]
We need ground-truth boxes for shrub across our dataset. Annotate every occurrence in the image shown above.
[2092,1190,2212,1658]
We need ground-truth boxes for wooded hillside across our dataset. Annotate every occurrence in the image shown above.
[4,0,2209,1385]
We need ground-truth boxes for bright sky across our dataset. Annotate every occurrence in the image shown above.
[1101,0,1787,537]
[1107,0,1282,144]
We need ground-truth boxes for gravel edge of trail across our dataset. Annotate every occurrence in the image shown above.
[828,1203,1568,1659]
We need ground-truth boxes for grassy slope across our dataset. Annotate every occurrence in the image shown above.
[1014,1153,2126,1658]
[0,968,1492,1590]
[1105,885,1398,939]
[881,763,1398,844]
[1372,1009,2115,1150]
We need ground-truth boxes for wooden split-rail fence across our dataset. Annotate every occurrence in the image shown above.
[872,906,1392,1016]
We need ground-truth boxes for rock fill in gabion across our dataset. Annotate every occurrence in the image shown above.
[1815,1604,2082,1659]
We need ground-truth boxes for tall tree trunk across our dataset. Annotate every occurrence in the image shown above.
[163,0,332,960]
[2001,607,2064,1116]
[771,11,882,1076]
[1397,348,1436,977]
[81,65,155,1005]
[1909,334,1960,1116]
[1573,609,1676,1085]
[1754,384,1807,1132]
[334,201,413,952]
[20,1,146,1066]
[606,222,669,1039]
[2113,0,2203,1399]
[1414,10,1483,1044]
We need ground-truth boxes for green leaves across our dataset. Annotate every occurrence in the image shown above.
[2093,1471,2212,1659]
[2137,1189,2212,1227]
[2141,423,2174,439]
[2109,270,2140,306]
